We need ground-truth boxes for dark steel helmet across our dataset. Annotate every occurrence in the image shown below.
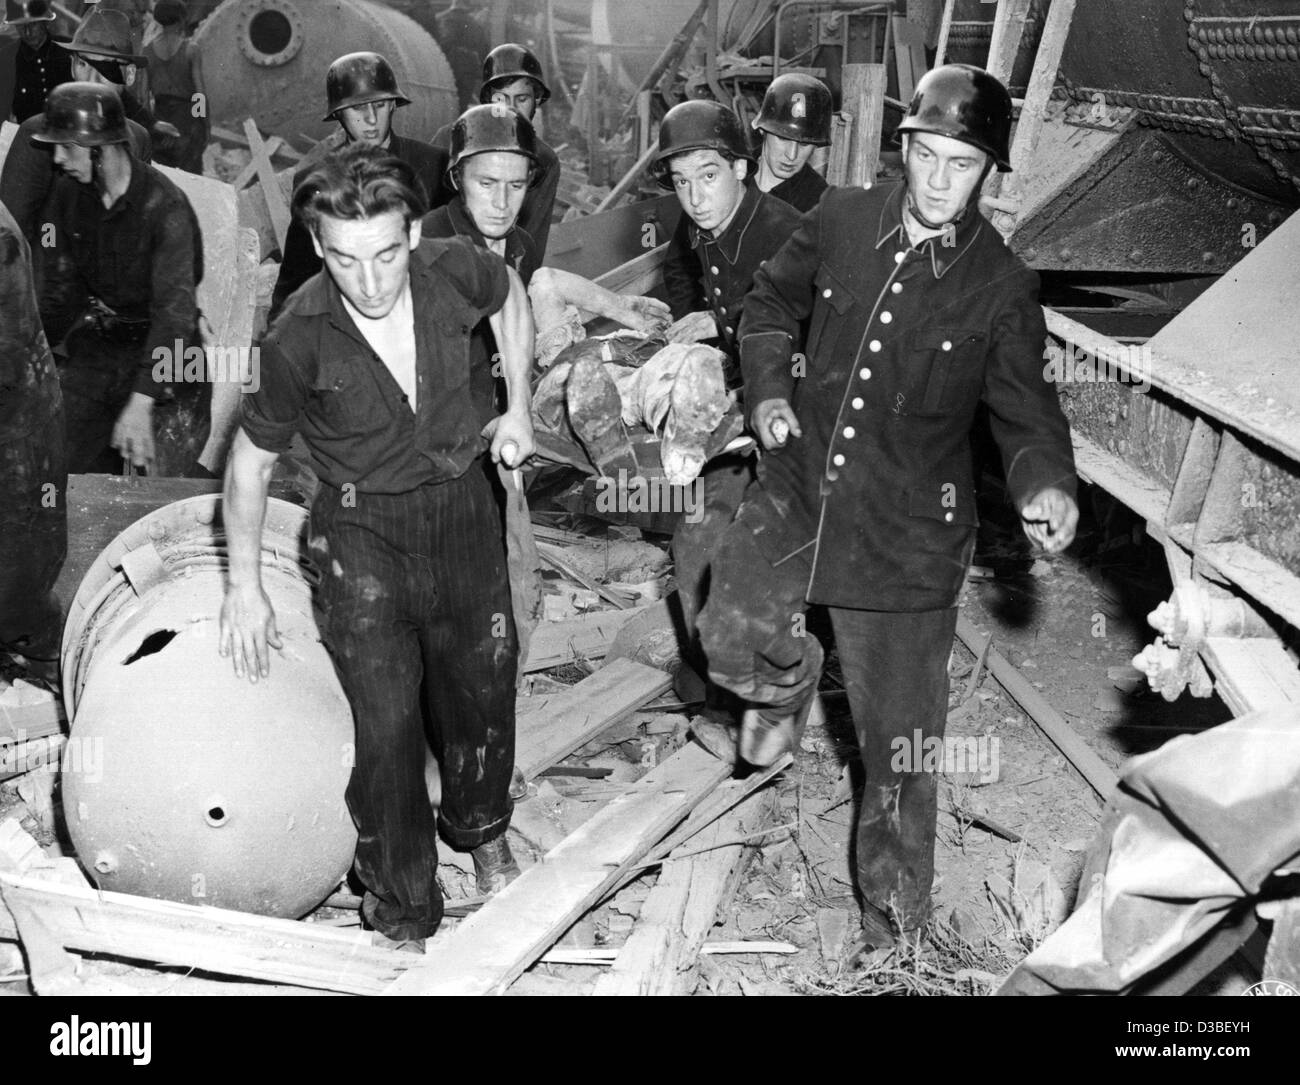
[653,100,755,187]
[447,102,538,179]
[31,81,129,146]
[5,0,55,24]
[479,43,550,107]
[324,52,411,121]
[896,63,1012,171]
[752,73,833,146]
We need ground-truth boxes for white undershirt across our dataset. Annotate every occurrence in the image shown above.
[341,284,418,413]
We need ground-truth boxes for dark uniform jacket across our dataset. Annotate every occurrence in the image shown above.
[421,197,536,428]
[661,180,801,377]
[10,32,73,123]
[738,181,1077,612]
[429,121,560,262]
[39,156,202,400]
[0,200,61,441]
[243,235,509,495]
[767,163,827,214]
[269,130,444,320]
[0,111,151,245]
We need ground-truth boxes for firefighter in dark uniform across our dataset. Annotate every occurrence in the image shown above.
[221,144,534,951]
[697,66,1079,948]
[34,81,201,474]
[430,44,559,262]
[648,100,802,747]
[5,0,72,123]
[270,51,443,320]
[0,196,66,670]
[0,7,153,248]
[422,104,540,431]
[751,72,831,213]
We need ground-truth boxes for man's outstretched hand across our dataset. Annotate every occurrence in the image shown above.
[218,581,283,683]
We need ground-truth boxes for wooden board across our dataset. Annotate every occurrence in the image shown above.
[515,657,672,779]
[0,869,417,995]
[383,742,732,995]
[523,605,651,672]
[593,789,764,996]
[841,64,887,188]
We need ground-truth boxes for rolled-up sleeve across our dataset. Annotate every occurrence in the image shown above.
[738,201,820,414]
[239,335,308,455]
[432,235,510,320]
[981,269,1077,509]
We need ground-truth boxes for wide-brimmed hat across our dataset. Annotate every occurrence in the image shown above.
[56,7,146,66]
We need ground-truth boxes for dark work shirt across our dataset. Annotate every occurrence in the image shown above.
[10,34,73,123]
[242,235,510,494]
[39,156,202,400]
[0,111,152,246]
[269,130,444,320]
[739,181,1077,611]
[429,122,560,262]
[767,164,828,213]
[662,180,801,370]
[421,198,536,428]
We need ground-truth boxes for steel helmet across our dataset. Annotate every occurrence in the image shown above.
[895,63,1012,171]
[31,81,129,146]
[479,43,550,106]
[752,73,833,146]
[447,103,538,181]
[5,0,55,24]
[653,100,755,187]
[324,52,411,121]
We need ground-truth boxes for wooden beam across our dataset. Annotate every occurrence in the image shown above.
[514,657,673,780]
[523,605,651,672]
[840,63,887,187]
[593,788,766,995]
[0,869,415,994]
[986,0,1033,84]
[243,118,291,254]
[991,0,1078,237]
[382,743,732,995]
[825,111,854,187]
[955,614,1117,799]
[0,696,65,744]
[934,0,959,65]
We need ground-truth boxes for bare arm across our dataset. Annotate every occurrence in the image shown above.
[537,266,670,334]
[485,265,536,467]
[218,427,283,682]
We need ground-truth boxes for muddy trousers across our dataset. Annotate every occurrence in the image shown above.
[310,459,518,941]
[697,513,957,929]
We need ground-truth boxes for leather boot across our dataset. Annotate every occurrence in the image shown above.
[567,356,638,478]
[739,693,824,767]
[471,834,522,897]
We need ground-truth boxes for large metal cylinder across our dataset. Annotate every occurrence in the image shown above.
[60,494,357,919]
[195,0,459,147]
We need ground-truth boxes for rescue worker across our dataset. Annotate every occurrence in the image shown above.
[431,44,559,262]
[0,6,154,246]
[270,50,443,319]
[751,72,831,213]
[34,80,201,474]
[141,0,206,174]
[5,0,72,123]
[696,65,1079,949]
[650,99,802,742]
[0,196,66,672]
[221,144,534,953]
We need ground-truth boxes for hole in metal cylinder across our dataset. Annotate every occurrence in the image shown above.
[248,10,292,55]
[205,804,229,827]
[122,628,179,665]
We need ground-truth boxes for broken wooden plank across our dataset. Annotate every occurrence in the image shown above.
[955,614,1117,799]
[515,657,672,779]
[537,541,636,609]
[0,870,420,995]
[383,742,733,995]
[523,604,650,672]
[0,736,66,783]
[840,63,886,187]
[593,787,767,995]
[243,118,291,254]
[0,693,65,744]
[546,941,796,966]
